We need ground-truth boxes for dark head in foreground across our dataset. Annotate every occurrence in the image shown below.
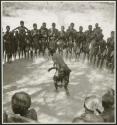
[101,88,114,122]
[11,91,37,121]
[12,92,31,116]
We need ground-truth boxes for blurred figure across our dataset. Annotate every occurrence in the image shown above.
[12,21,29,59]
[106,31,114,73]
[97,35,107,68]
[93,23,101,34]
[3,92,37,123]
[48,23,59,56]
[100,88,114,122]
[3,25,14,63]
[89,34,100,65]
[31,23,40,57]
[85,25,94,61]
[48,49,71,95]
[39,22,48,56]
[66,23,77,59]
[12,30,19,60]
[25,30,33,59]
[57,26,67,55]
[72,95,104,123]
[77,26,86,61]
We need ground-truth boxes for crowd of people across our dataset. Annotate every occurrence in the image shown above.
[2,21,114,73]
[2,21,115,123]
[3,88,115,123]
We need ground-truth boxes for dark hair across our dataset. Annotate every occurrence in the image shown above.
[33,23,37,26]
[111,31,114,34]
[88,25,92,28]
[43,22,46,25]
[95,23,98,26]
[102,93,114,109]
[52,23,55,26]
[20,21,24,24]
[79,26,83,29]
[6,25,10,29]
[11,92,31,116]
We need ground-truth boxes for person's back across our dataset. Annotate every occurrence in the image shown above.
[10,91,38,122]
[4,112,37,123]
[52,53,71,73]
[101,107,114,122]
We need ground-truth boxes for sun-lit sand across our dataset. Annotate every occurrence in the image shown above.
[3,56,114,123]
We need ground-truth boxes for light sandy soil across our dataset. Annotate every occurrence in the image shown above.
[3,55,114,123]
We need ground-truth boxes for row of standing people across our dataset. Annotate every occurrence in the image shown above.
[2,21,114,72]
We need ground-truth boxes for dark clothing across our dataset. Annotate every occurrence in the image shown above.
[48,28,59,51]
[101,108,114,122]
[40,27,48,50]
[48,28,59,41]
[57,31,67,49]
[76,31,86,52]
[90,39,99,56]
[98,39,107,59]
[3,109,37,123]
[85,30,94,43]
[66,28,77,42]
[107,37,114,55]
[31,29,40,50]
[13,26,28,50]
[53,66,71,84]
[3,31,13,56]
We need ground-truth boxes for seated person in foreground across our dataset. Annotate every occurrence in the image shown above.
[3,91,38,123]
[72,95,104,123]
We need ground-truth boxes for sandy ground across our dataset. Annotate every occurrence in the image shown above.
[3,55,115,123]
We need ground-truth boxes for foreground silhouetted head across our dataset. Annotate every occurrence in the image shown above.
[102,89,114,110]
[11,92,31,116]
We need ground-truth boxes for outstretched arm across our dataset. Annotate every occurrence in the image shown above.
[12,26,20,32]
[48,67,58,72]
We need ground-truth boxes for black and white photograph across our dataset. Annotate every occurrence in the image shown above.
[1,1,116,124]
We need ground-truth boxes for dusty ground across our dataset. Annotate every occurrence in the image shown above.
[3,55,114,123]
